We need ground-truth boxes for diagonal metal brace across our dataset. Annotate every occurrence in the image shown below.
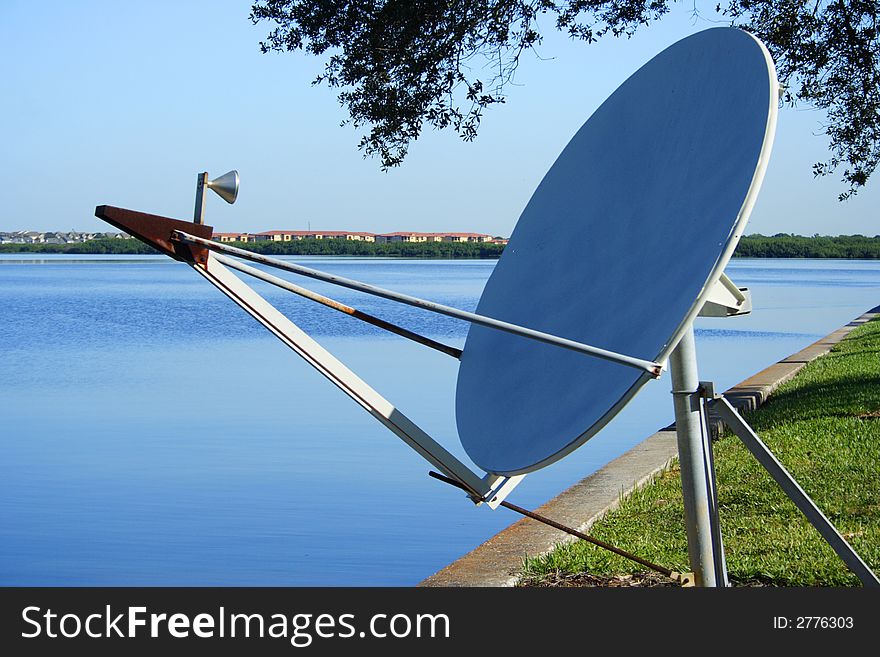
[172,230,664,377]
[92,204,524,508]
[711,396,880,587]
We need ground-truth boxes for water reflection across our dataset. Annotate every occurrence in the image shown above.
[0,256,878,584]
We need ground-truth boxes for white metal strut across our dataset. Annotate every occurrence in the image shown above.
[191,252,523,508]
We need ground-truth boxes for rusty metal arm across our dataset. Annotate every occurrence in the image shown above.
[173,231,664,378]
[92,205,523,507]
[213,253,462,359]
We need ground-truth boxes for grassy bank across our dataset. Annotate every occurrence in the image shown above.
[520,316,880,587]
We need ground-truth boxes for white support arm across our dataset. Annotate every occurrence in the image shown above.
[192,253,522,505]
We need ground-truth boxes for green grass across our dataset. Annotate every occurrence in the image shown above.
[520,316,880,586]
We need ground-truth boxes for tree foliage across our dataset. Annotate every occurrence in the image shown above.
[725,1,880,200]
[0,238,504,258]
[219,238,506,258]
[735,233,880,257]
[250,1,880,198]
[0,238,159,255]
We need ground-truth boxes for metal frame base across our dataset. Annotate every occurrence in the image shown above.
[709,393,879,587]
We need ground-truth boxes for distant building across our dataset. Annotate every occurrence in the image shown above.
[3,228,503,247]
[41,232,65,244]
[0,230,127,244]
[439,232,494,243]
[252,230,376,242]
[375,231,494,243]
[375,232,440,243]
[214,232,254,243]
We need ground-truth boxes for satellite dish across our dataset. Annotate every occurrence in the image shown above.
[207,170,240,204]
[95,28,879,586]
[455,27,778,475]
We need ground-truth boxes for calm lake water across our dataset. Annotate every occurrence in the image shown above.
[1,255,878,585]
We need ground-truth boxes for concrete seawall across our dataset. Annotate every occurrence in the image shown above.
[419,305,880,587]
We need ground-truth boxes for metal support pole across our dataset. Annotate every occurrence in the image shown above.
[697,389,729,587]
[193,172,209,224]
[669,326,724,586]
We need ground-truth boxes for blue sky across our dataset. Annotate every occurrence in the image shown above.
[2,1,877,236]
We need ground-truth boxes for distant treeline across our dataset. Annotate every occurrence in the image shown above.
[734,234,880,258]
[3,233,879,258]
[234,239,506,258]
[0,238,159,254]
[0,238,504,258]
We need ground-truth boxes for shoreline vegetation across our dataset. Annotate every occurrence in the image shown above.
[1,234,879,258]
[519,315,880,587]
